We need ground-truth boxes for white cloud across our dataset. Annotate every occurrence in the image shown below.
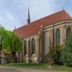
[0,10,22,30]
[0,0,71,30]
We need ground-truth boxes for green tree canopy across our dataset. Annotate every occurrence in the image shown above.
[0,26,22,54]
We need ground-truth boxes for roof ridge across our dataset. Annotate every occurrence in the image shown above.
[33,10,71,22]
[15,10,71,38]
[16,10,71,30]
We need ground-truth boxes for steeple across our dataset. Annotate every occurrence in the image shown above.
[27,8,31,24]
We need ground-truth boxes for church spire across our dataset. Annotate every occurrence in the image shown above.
[27,8,31,24]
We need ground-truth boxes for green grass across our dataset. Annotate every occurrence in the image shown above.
[0,63,48,69]
[52,65,72,71]
[0,63,72,71]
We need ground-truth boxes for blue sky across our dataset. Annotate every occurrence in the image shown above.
[0,0,72,30]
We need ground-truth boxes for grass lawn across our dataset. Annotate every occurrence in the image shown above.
[0,63,48,69]
[52,65,72,71]
[0,63,72,71]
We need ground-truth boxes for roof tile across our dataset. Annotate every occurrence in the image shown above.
[15,10,71,38]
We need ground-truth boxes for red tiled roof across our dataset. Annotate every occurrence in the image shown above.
[15,10,71,38]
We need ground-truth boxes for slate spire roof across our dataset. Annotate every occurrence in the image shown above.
[27,8,31,24]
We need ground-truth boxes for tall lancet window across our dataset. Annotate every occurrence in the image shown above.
[32,38,35,54]
[56,28,60,46]
[28,39,31,57]
[66,27,71,40]
[24,40,27,55]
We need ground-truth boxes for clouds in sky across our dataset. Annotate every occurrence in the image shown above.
[0,0,26,30]
[0,0,72,30]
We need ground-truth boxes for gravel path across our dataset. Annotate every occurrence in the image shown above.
[20,68,69,72]
[0,68,20,72]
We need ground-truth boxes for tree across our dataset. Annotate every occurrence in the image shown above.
[0,26,22,63]
[5,31,22,63]
[0,27,22,53]
[61,33,72,66]
[7,31,22,53]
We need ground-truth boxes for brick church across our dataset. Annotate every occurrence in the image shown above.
[15,10,72,63]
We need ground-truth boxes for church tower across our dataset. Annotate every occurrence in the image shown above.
[27,8,31,24]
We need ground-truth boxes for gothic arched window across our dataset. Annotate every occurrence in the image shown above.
[66,27,71,40]
[28,40,31,56]
[32,38,35,54]
[56,28,60,46]
[24,40,27,55]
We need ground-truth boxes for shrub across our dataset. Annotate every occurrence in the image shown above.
[48,45,63,65]
[61,33,72,66]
